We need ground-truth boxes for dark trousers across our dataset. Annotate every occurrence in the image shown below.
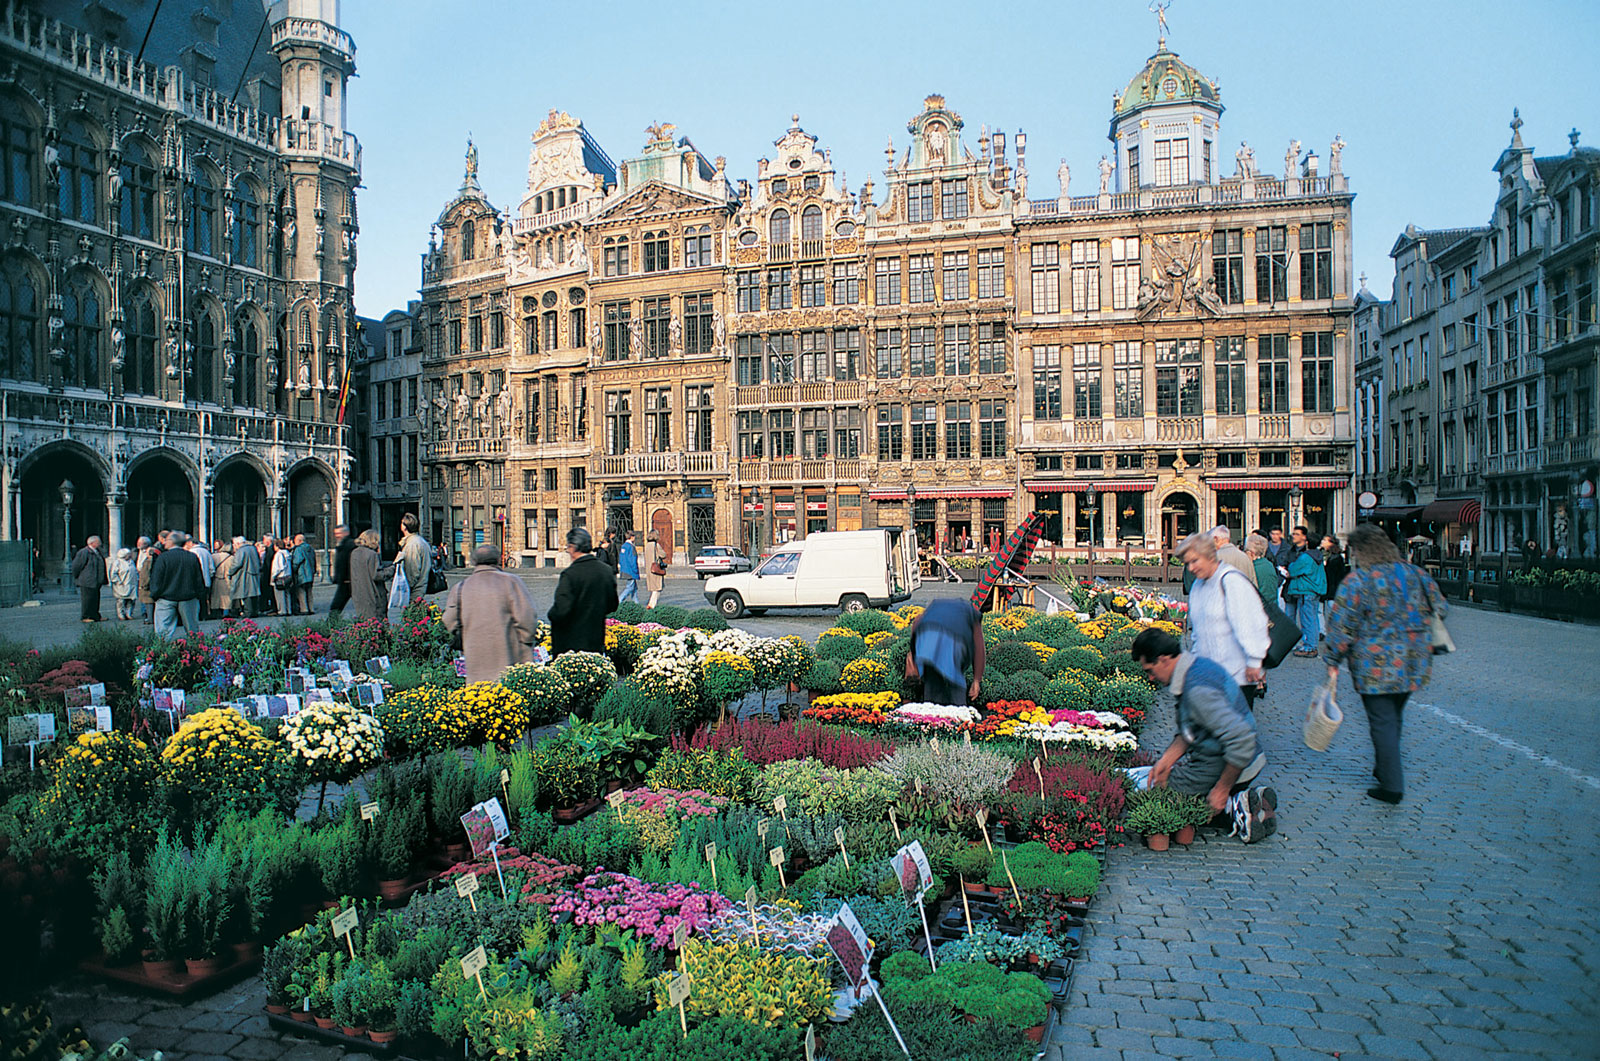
[1362,691,1410,794]
[921,671,968,706]
[328,583,351,615]
[79,586,101,621]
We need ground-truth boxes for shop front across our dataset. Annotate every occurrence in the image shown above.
[866,488,1014,554]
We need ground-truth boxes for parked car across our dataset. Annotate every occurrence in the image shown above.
[704,529,921,618]
[693,545,753,579]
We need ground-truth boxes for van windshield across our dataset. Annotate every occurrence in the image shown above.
[756,552,800,576]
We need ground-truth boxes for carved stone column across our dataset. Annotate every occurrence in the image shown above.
[107,493,125,551]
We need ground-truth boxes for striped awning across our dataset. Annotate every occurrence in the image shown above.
[1023,480,1157,493]
[867,488,1014,500]
[970,512,1047,609]
[1419,497,1482,524]
[1209,477,1351,490]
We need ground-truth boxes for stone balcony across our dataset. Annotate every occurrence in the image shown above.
[591,450,728,479]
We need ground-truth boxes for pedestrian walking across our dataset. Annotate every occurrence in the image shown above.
[1177,530,1269,709]
[270,537,295,615]
[290,533,318,614]
[188,536,214,620]
[903,597,985,706]
[210,539,234,618]
[395,513,432,610]
[1244,533,1280,603]
[444,544,539,683]
[150,531,204,637]
[1320,534,1348,631]
[327,524,355,616]
[256,536,278,615]
[109,547,137,620]
[70,535,107,622]
[347,530,390,621]
[228,535,261,617]
[549,528,618,656]
[1285,526,1326,657]
[643,531,667,609]
[1184,525,1257,593]
[618,530,640,604]
[1322,524,1447,805]
[136,537,155,624]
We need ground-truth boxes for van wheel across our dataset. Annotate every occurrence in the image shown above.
[716,592,745,619]
[840,594,869,614]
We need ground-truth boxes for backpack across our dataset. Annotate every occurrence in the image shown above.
[426,555,448,595]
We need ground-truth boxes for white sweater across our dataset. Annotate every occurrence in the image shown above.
[1185,566,1270,684]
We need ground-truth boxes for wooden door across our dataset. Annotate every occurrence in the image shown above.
[651,508,674,563]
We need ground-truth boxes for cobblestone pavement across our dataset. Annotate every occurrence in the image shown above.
[1046,605,1600,1060]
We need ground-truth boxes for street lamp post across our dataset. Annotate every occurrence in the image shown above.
[1287,485,1303,531]
[1085,485,1100,570]
[59,479,75,585]
[319,491,331,577]
[750,486,764,559]
[905,483,918,549]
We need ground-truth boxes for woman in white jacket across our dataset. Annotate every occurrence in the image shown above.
[109,548,138,620]
[1178,531,1270,709]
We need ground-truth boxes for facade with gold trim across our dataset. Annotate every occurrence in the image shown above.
[417,39,1355,565]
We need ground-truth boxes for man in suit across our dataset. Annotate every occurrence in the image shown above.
[548,527,618,656]
[71,535,107,622]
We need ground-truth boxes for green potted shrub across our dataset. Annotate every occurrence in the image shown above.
[1125,789,1187,850]
[1172,791,1213,845]
[141,831,186,980]
[536,733,603,821]
[429,753,476,860]
[332,960,372,1037]
[261,934,304,1015]
[952,843,994,894]
[375,795,423,899]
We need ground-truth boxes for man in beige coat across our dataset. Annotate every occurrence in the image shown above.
[443,544,539,684]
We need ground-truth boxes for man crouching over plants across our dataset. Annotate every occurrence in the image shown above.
[1129,628,1278,843]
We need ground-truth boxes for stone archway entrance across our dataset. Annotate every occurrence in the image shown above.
[1161,490,1198,551]
[215,461,268,543]
[20,445,108,568]
[650,507,674,563]
[126,455,196,543]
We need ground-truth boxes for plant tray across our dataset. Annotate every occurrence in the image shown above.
[78,951,261,1001]
[264,1011,400,1057]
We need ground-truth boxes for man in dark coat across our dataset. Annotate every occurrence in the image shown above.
[149,531,205,638]
[71,535,107,622]
[327,524,356,616]
[256,536,278,615]
[549,527,618,656]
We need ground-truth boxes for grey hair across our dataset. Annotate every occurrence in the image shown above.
[1244,533,1270,558]
[1210,525,1232,544]
[1175,531,1217,562]
[566,527,593,552]
[472,544,500,566]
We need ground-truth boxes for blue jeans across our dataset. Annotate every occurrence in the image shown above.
[154,598,200,639]
[620,577,638,604]
[1293,594,1320,652]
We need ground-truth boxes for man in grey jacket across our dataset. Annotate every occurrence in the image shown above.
[1131,628,1278,843]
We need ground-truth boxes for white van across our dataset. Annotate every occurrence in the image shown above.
[703,528,921,618]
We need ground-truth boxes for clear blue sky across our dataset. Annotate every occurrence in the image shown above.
[343,0,1598,316]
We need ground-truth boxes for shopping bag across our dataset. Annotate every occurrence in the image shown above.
[1303,676,1342,752]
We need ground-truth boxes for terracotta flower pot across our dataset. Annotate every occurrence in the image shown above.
[140,957,183,981]
[377,877,411,902]
[1025,1023,1046,1043]
[290,1010,313,1023]
[1174,824,1196,845]
[313,1016,336,1030]
[341,1025,366,1038]
[605,779,624,793]
[369,1028,398,1043]
[232,940,264,963]
[186,955,227,978]
[265,1003,290,1015]
[552,797,602,824]
[1146,832,1170,851]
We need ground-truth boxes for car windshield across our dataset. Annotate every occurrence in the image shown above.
[756,552,800,576]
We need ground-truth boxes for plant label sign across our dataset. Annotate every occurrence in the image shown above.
[768,846,785,867]
[771,795,787,817]
[834,825,850,868]
[892,840,935,900]
[364,656,392,675]
[672,920,689,951]
[360,801,380,821]
[703,841,718,864]
[285,667,313,694]
[351,682,384,708]
[461,944,489,999]
[68,703,112,735]
[606,788,628,810]
[460,798,511,859]
[64,683,106,709]
[668,970,692,1035]
[328,660,355,682]
[454,871,480,898]
[745,883,759,941]
[886,804,901,841]
[756,817,770,841]
[8,713,56,744]
[805,1023,816,1061]
[151,688,187,733]
[332,906,360,957]
[824,902,873,989]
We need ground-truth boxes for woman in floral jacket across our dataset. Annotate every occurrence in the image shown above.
[1322,524,1446,804]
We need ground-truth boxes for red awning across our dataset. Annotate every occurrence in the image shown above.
[868,488,1014,500]
[1023,481,1156,493]
[1419,497,1482,524]
[970,512,1047,609]
[1209,477,1351,490]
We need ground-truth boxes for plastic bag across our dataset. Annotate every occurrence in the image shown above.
[1303,676,1342,751]
[386,560,410,623]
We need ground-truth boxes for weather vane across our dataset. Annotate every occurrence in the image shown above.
[1149,0,1172,44]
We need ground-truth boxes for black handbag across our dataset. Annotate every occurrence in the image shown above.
[1220,570,1301,670]
[426,561,448,595]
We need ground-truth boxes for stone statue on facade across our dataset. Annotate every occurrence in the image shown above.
[566,236,585,267]
[284,212,296,252]
[454,388,471,431]
[498,388,513,427]
[297,357,311,393]
[107,162,122,215]
[926,124,947,163]
[1284,140,1301,178]
[712,310,724,350]
[629,321,642,359]
[110,323,125,368]
[669,314,682,352]
[1329,135,1346,175]
[590,319,602,353]
[315,220,325,255]
[1235,142,1255,178]
[1058,159,1070,197]
[1098,155,1113,194]
[1014,166,1027,199]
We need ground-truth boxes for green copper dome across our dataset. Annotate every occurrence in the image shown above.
[1113,44,1221,117]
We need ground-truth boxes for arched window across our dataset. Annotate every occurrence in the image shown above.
[57,119,98,223]
[60,273,100,388]
[0,259,40,381]
[461,219,476,261]
[233,314,260,408]
[769,209,791,246]
[124,291,158,395]
[119,142,156,239]
[232,183,260,268]
[0,107,33,206]
[191,308,217,403]
[186,167,217,255]
[801,205,823,241]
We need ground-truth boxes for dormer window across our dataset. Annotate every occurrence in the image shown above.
[803,175,820,193]
[771,178,788,196]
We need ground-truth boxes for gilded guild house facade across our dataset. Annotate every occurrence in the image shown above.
[0,0,361,574]
[419,40,1356,565]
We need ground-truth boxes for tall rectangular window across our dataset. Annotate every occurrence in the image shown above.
[605,389,632,454]
[736,270,761,313]
[977,248,1006,299]
[943,323,971,376]
[603,301,631,362]
[1069,240,1101,312]
[1127,145,1140,189]
[643,231,669,272]
[874,258,902,306]
[1301,331,1334,413]
[1031,243,1061,313]
[832,262,860,305]
[569,307,584,350]
[1212,229,1244,304]
[767,267,792,310]
[1153,137,1188,186]
[544,377,559,443]
[799,264,826,307]
[1114,341,1143,417]
[1299,222,1333,300]
[834,407,862,458]
[940,400,966,457]
[736,335,762,385]
[642,296,670,358]
[978,322,1007,375]
[876,404,903,461]
[1156,339,1202,416]
[1258,334,1290,413]
[768,409,796,458]
[800,408,830,459]
[469,315,483,352]
[571,374,587,440]
[684,292,714,355]
[767,333,795,383]
[685,384,713,451]
[941,178,969,219]
[738,411,764,460]
[907,181,934,223]
[1072,343,1102,418]
[799,330,828,381]
[1215,336,1246,415]
[910,402,938,460]
[907,326,937,377]
[603,238,629,277]
[833,327,860,380]
[908,254,936,303]
[683,226,712,268]
[1110,236,1140,309]
[942,251,969,301]
[644,387,671,452]
[874,328,903,378]
[1032,345,1062,420]
[979,399,1007,458]
[541,311,558,352]
[1255,226,1289,303]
